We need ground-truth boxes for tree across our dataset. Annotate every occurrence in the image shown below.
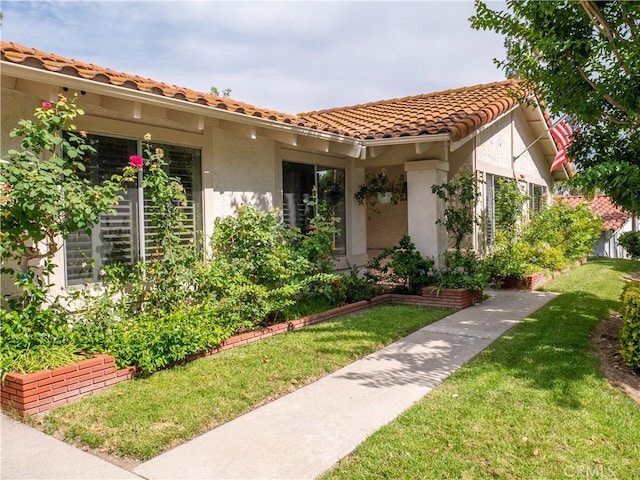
[210,86,232,98]
[471,1,640,214]
[431,174,483,251]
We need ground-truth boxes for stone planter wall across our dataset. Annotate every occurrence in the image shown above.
[1,354,135,417]
[420,287,483,310]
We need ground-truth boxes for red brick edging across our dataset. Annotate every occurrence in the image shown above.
[420,287,483,310]
[1,355,135,416]
[1,290,480,416]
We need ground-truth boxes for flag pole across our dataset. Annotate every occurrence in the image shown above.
[513,115,565,162]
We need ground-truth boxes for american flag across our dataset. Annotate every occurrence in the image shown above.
[550,117,575,172]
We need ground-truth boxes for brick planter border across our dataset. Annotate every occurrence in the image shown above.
[2,290,483,417]
[497,258,588,291]
[420,287,483,310]
[1,355,135,417]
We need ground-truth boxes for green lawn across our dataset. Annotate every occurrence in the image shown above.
[33,304,451,460]
[322,258,640,479]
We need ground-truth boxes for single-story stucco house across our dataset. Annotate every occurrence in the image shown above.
[1,41,569,295]
[560,195,639,259]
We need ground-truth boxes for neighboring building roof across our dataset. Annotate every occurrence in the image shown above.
[558,195,633,232]
[298,80,523,142]
[1,41,524,143]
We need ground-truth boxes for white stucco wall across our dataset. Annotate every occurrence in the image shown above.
[476,110,553,190]
[596,219,638,258]
[1,79,370,297]
[210,128,276,220]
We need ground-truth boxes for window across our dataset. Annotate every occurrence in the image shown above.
[64,134,202,286]
[529,183,547,216]
[282,161,346,255]
[485,173,500,246]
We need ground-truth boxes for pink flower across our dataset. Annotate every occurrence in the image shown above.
[42,101,52,110]
[129,155,144,169]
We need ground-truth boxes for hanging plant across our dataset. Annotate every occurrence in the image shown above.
[354,170,405,212]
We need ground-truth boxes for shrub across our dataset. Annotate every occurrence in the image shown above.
[524,202,601,261]
[618,231,640,260]
[367,235,436,294]
[486,234,530,280]
[494,178,530,243]
[431,174,482,250]
[0,278,76,376]
[620,282,640,371]
[73,301,236,374]
[0,94,134,281]
[520,241,567,272]
[211,205,308,287]
[435,250,490,291]
[340,267,380,303]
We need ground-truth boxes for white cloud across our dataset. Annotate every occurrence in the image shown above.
[1,0,507,113]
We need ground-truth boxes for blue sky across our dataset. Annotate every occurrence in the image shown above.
[1,1,507,114]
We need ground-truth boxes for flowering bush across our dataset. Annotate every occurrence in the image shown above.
[2,100,349,378]
[0,94,135,281]
[433,250,490,291]
[523,202,601,262]
[367,235,436,294]
[1,95,135,375]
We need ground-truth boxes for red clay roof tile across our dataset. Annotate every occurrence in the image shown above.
[0,41,308,128]
[558,195,632,231]
[298,80,523,142]
[1,41,523,142]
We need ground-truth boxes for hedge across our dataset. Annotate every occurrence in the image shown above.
[620,282,640,371]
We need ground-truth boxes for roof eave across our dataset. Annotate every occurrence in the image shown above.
[1,61,360,146]
[363,133,451,147]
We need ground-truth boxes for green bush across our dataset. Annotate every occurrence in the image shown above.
[367,235,436,294]
[340,267,380,303]
[486,234,530,279]
[68,205,342,374]
[73,301,236,375]
[435,250,490,291]
[524,202,602,262]
[520,241,566,272]
[620,282,640,371]
[211,205,308,287]
[618,231,640,260]
[0,279,77,376]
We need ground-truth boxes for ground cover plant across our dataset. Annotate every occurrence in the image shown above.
[322,259,640,480]
[30,304,451,461]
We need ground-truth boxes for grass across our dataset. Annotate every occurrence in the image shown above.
[33,304,451,460]
[322,258,640,479]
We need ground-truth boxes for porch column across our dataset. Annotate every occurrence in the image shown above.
[404,160,449,268]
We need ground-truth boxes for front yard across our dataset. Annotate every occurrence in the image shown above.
[27,304,451,461]
[322,258,640,479]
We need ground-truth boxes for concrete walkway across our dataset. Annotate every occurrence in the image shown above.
[1,290,556,480]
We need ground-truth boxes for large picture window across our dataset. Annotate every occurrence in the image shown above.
[64,134,202,286]
[282,161,346,255]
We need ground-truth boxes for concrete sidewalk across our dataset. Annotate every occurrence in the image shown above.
[1,290,556,480]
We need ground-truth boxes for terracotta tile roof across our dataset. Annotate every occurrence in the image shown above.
[558,195,632,231]
[298,80,523,142]
[0,41,322,130]
[1,41,522,142]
